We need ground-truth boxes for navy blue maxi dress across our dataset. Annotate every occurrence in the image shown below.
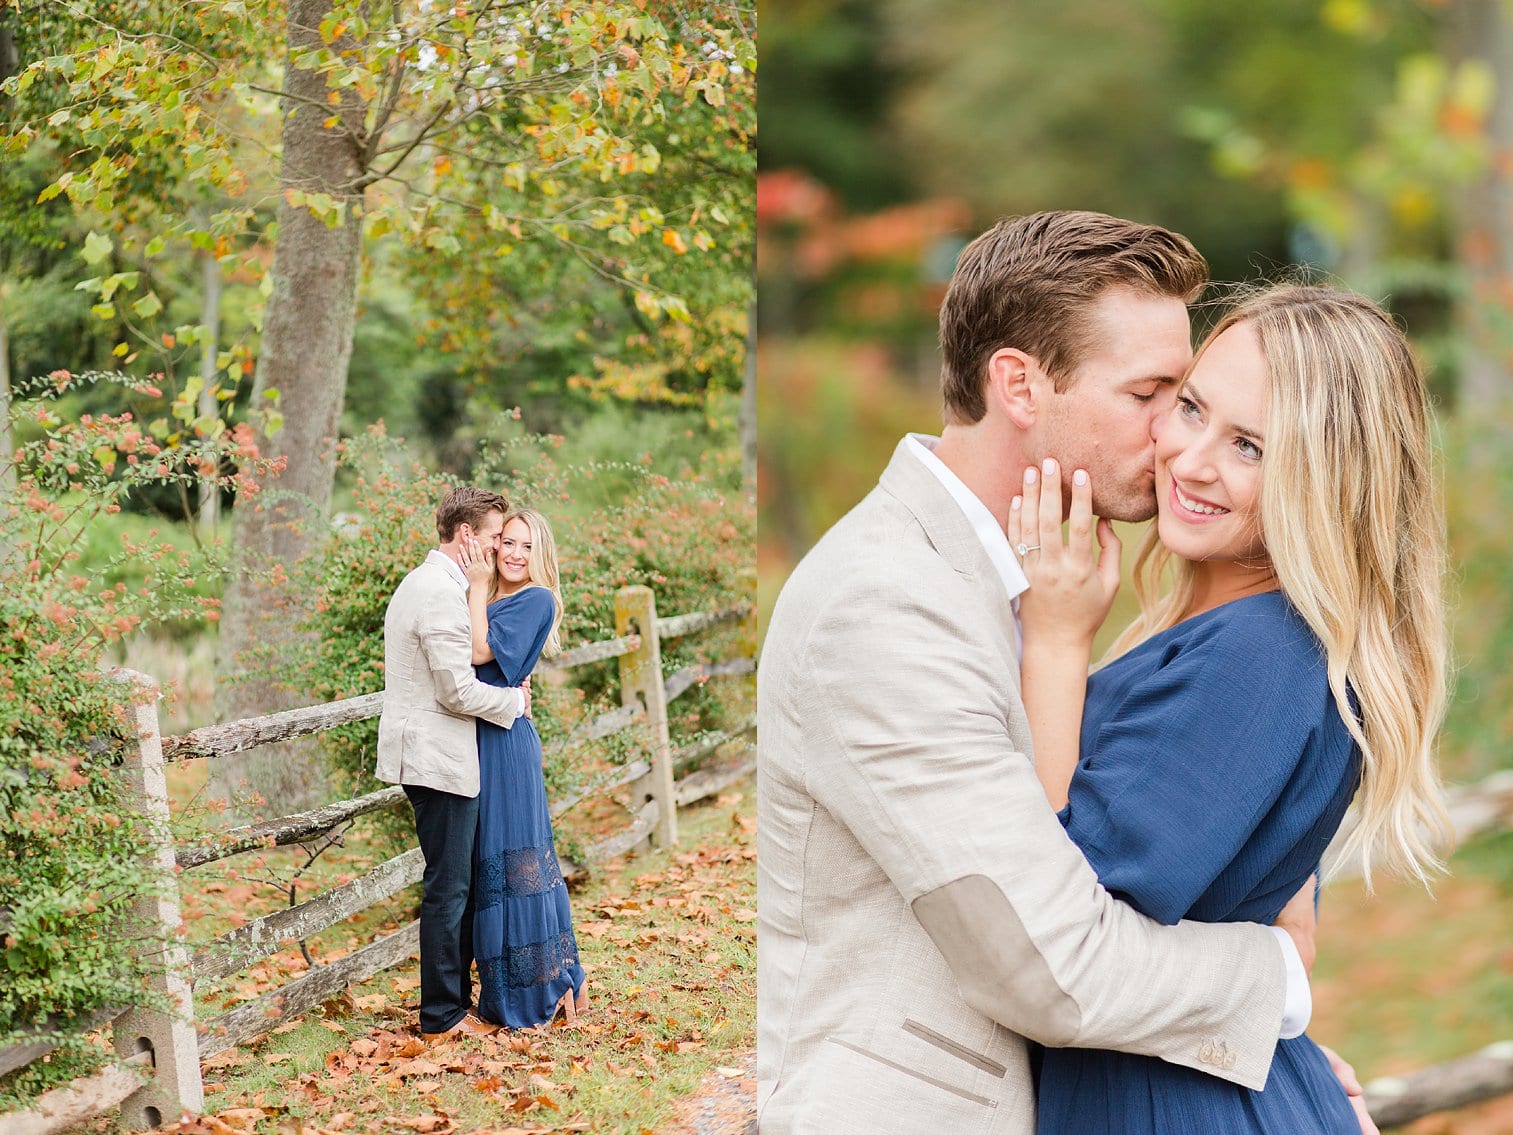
[472,586,586,1029]
[1035,591,1362,1134]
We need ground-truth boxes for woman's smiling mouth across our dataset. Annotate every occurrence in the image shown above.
[1170,479,1231,518]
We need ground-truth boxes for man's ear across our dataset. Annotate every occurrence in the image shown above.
[985,348,1040,430]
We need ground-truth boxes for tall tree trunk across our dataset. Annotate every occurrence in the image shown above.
[212,1,368,816]
[1452,0,1513,419]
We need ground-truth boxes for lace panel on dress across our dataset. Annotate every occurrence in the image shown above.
[476,844,566,902]
[477,928,581,991]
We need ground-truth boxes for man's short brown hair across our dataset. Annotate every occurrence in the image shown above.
[939,211,1208,423]
[435,486,508,542]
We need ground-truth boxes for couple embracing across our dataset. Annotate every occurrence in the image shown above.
[758,212,1449,1133]
[376,488,589,1042]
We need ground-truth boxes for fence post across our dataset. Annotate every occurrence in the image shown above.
[615,586,678,848]
[110,669,204,1128]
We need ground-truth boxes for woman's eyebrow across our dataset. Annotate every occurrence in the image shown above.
[1185,381,1264,442]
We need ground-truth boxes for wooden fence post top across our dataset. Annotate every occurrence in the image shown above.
[104,665,160,696]
[614,585,657,630]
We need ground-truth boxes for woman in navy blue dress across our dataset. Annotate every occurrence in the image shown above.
[1007,286,1450,1134]
[461,506,587,1029]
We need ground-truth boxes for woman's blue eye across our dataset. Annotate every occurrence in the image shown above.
[1237,438,1262,460]
[1178,396,1199,417]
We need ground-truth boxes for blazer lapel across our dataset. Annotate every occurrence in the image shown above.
[876,440,1022,677]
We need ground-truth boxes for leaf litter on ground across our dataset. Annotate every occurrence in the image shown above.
[147,782,755,1135]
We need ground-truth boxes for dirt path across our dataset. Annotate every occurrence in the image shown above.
[655,1050,755,1135]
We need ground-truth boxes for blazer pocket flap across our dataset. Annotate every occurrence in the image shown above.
[415,703,475,727]
[808,1036,998,1131]
[902,1018,1007,1078]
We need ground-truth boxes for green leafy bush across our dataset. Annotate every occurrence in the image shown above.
[0,370,276,1103]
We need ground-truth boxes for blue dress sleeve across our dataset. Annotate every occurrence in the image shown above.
[1059,609,1330,925]
[485,587,556,686]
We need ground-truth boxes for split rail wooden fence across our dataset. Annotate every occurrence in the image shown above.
[0,585,754,1135]
[9,606,1513,1133]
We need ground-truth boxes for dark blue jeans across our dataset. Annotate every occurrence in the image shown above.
[404,784,479,1035]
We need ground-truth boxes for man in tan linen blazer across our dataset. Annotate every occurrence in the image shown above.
[377,487,529,1041]
[757,213,1315,1134]
[376,495,526,796]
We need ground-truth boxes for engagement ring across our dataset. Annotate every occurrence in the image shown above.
[1016,543,1040,556]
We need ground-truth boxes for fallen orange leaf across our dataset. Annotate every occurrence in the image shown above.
[386,1116,450,1133]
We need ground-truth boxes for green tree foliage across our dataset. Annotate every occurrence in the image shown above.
[1,1,276,522]
[761,0,1440,284]
[757,0,910,211]
[1,0,756,814]
[394,4,756,416]
[1169,4,1474,348]
[1,0,754,404]
[0,0,756,484]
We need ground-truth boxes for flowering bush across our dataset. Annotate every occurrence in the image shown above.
[299,423,756,855]
[0,370,276,1102]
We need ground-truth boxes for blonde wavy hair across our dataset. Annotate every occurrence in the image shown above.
[1106,284,1451,887]
[490,506,565,657]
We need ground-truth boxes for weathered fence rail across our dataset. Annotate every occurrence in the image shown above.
[0,1050,151,1135]
[1364,1039,1513,1129]
[1325,768,1513,882]
[0,585,754,1135]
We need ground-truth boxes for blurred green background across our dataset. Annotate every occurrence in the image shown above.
[757,1,1513,1129]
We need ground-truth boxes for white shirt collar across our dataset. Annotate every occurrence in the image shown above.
[426,548,469,591]
[905,433,1030,604]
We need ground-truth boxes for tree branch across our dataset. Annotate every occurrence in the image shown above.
[360,97,455,186]
[54,0,225,73]
[360,0,411,167]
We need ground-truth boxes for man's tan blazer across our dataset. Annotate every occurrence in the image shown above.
[376,550,523,797]
[757,440,1289,1134]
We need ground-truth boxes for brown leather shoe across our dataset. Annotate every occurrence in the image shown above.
[422,1012,501,1044]
[549,982,590,1027]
